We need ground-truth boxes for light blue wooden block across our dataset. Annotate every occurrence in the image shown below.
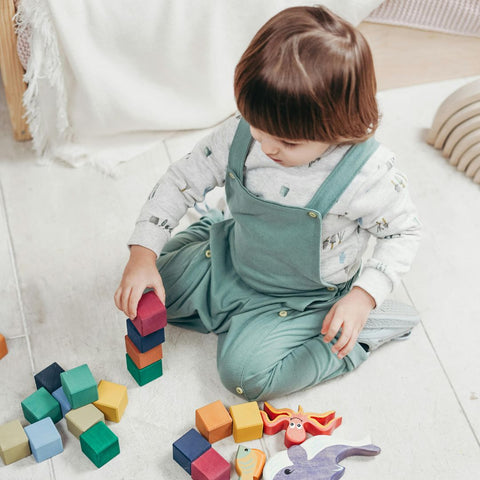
[24,417,63,462]
[52,387,72,417]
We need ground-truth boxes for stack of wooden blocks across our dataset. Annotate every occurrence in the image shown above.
[124,291,166,386]
[173,399,266,480]
[0,362,128,469]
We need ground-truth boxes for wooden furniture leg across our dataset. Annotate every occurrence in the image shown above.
[0,0,31,141]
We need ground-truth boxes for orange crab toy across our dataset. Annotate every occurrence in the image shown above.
[260,402,342,448]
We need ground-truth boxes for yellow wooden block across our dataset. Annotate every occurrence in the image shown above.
[229,401,263,443]
[93,380,128,423]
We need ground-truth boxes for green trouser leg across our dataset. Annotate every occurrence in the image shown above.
[216,305,368,402]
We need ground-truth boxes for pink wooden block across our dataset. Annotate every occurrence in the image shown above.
[131,291,167,336]
[191,447,231,480]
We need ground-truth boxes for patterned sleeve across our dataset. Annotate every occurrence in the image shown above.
[128,115,240,256]
[349,151,422,307]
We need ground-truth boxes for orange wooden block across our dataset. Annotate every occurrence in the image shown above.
[195,400,233,443]
[125,335,163,369]
[0,334,8,360]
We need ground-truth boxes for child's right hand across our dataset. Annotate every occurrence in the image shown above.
[114,245,166,319]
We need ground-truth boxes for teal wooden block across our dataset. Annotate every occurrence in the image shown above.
[60,364,98,409]
[24,417,63,462]
[21,387,62,424]
[126,353,162,386]
[80,421,120,468]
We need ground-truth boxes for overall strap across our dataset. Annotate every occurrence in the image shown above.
[228,118,253,180]
[307,137,380,216]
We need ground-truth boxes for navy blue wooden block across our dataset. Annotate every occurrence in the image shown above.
[34,362,65,394]
[126,319,165,353]
[173,428,211,474]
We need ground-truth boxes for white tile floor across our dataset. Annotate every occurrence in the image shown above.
[1,76,480,479]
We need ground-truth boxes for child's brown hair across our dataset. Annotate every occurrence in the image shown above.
[234,6,379,145]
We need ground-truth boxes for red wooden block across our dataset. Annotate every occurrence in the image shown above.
[191,447,230,480]
[131,291,167,336]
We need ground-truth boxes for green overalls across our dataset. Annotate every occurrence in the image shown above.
[157,119,379,401]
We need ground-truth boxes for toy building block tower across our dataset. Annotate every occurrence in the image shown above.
[125,291,166,386]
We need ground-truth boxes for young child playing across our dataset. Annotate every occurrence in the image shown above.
[115,5,421,402]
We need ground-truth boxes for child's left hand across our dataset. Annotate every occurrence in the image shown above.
[321,286,376,359]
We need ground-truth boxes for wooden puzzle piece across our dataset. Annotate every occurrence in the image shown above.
[263,436,380,480]
[235,445,266,480]
[261,402,342,448]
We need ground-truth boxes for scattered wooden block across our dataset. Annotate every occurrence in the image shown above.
[24,417,63,462]
[229,402,263,443]
[126,319,165,353]
[80,421,120,468]
[125,334,163,369]
[0,419,31,465]
[52,387,72,417]
[93,380,128,423]
[235,445,266,480]
[21,387,62,424]
[195,400,232,443]
[60,364,98,409]
[126,353,162,386]
[65,404,105,439]
[0,334,8,360]
[191,447,230,480]
[131,291,167,336]
[173,428,211,474]
[34,362,65,393]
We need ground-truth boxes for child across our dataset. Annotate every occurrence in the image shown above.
[115,6,421,401]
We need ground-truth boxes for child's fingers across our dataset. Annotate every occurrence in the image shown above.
[322,314,343,344]
[127,288,144,319]
[336,336,358,359]
[321,306,335,335]
[331,327,353,355]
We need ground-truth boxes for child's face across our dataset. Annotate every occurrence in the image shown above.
[250,126,331,168]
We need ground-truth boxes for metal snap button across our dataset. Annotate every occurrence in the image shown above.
[205,249,212,258]
[229,172,235,179]
[278,310,288,317]
[327,286,336,291]
[308,211,318,218]
[236,386,244,395]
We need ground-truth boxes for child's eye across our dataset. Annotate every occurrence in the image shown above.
[282,141,297,148]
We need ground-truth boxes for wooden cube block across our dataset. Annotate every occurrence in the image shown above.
[0,420,30,465]
[93,380,128,422]
[125,335,163,369]
[173,428,211,474]
[52,387,72,417]
[126,319,165,352]
[24,417,63,462]
[195,400,232,443]
[229,402,263,443]
[34,362,65,393]
[80,421,120,468]
[21,387,62,424]
[191,447,231,480]
[130,291,167,336]
[65,404,105,439]
[126,353,162,386]
[60,364,98,409]
[0,334,8,360]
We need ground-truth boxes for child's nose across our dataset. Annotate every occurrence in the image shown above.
[261,139,280,156]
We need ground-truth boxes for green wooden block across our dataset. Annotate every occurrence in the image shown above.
[60,364,98,409]
[126,353,162,386]
[65,404,105,439]
[21,387,62,424]
[0,420,31,465]
[80,421,119,468]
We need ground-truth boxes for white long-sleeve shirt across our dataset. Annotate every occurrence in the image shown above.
[129,115,421,307]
